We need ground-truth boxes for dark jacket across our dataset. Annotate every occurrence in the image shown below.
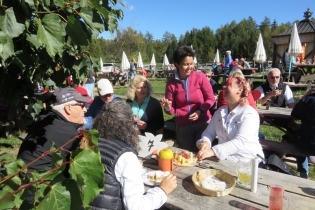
[90,138,137,210]
[85,95,122,119]
[17,110,82,172]
[260,82,287,107]
[126,96,164,135]
[291,93,315,155]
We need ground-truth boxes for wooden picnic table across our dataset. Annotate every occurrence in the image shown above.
[296,64,315,75]
[241,68,258,75]
[143,147,315,210]
[257,106,292,119]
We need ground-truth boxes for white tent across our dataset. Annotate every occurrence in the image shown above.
[137,52,144,68]
[121,51,130,70]
[100,57,104,72]
[287,23,303,81]
[162,54,169,69]
[214,49,220,64]
[150,54,156,66]
[253,33,267,71]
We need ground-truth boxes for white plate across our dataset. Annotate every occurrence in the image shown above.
[143,170,170,186]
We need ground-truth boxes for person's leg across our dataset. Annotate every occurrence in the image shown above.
[296,156,308,179]
[193,122,208,151]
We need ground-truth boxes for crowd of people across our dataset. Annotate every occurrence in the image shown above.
[13,45,315,209]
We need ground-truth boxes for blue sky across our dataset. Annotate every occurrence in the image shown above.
[99,1,314,40]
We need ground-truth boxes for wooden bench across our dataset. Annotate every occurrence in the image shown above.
[259,139,308,157]
[282,72,297,83]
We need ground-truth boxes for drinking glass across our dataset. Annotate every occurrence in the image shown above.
[268,185,289,210]
[236,158,252,188]
[256,99,262,109]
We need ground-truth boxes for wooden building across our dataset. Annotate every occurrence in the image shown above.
[272,8,315,67]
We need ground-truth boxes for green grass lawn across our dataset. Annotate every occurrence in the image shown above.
[1,77,314,180]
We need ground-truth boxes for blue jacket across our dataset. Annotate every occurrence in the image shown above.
[84,95,122,129]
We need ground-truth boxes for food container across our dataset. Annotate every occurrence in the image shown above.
[192,169,236,197]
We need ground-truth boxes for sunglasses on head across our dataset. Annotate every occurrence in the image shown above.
[270,76,280,79]
[70,102,85,108]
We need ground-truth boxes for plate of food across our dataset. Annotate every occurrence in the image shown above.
[143,170,170,186]
[173,151,198,167]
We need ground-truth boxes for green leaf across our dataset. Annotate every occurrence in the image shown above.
[36,182,71,210]
[25,0,35,7]
[0,31,14,61]
[53,0,64,7]
[104,12,119,33]
[35,14,66,57]
[65,16,88,46]
[26,34,42,49]
[0,186,16,210]
[5,159,26,175]
[69,149,104,207]
[78,7,104,32]
[0,8,25,38]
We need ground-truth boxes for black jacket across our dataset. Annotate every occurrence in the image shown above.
[126,96,164,135]
[17,110,82,172]
[89,138,137,210]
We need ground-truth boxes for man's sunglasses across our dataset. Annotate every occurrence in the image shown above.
[70,102,85,108]
[270,76,280,79]
[206,75,212,78]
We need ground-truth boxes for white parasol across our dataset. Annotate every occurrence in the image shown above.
[100,57,104,72]
[121,51,130,70]
[137,52,144,68]
[191,45,197,64]
[287,23,303,81]
[253,33,266,71]
[150,54,156,66]
[162,54,169,69]
[214,49,220,64]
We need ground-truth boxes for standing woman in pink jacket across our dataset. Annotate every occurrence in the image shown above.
[160,46,215,152]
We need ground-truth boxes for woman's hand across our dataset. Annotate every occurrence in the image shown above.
[189,110,201,121]
[160,98,171,109]
[197,148,215,160]
[137,120,147,130]
[198,141,210,150]
[159,174,177,195]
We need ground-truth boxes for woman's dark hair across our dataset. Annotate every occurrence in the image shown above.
[173,46,195,65]
[93,100,140,150]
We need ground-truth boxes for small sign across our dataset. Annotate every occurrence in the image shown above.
[138,132,168,158]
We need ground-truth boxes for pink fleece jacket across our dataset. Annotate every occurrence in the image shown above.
[165,70,215,125]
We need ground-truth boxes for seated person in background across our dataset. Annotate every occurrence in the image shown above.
[217,69,256,110]
[137,67,147,77]
[202,68,218,116]
[170,64,176,70]
[257,68,298,138]
[70,81,93,107]
[17,88,89,204]
[84,79,121,129]
[290,88,315,178]
[126,75,164,135]
[239,58,251,69]
[286,54,303,83]
[90,100,177,210]
[196,77,264,162]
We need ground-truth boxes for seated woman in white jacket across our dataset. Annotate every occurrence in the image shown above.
[197,76,264,162]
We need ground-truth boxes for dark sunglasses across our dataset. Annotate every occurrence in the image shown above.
[206,75,212,78]
[70,102,85,108]
[270,76,280,79]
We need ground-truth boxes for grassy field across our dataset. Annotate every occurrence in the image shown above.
[1,76,314,180]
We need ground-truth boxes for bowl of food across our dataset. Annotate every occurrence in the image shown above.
[192,169,236,197]
[173,151,198,167]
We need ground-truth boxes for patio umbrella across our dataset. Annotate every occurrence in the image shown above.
[150,54,156,66]
[162,54,169,69]
[214,49,220,64]
[253,33,266,72]
[99,57,103,72]
[191,45,197,64]
[137,52,144,68]
[287,23,303,81]
[121,51,130,70]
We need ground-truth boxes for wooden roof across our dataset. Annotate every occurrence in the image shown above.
[274,8,315,37]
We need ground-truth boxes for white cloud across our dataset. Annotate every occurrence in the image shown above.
[128,5,135,11]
